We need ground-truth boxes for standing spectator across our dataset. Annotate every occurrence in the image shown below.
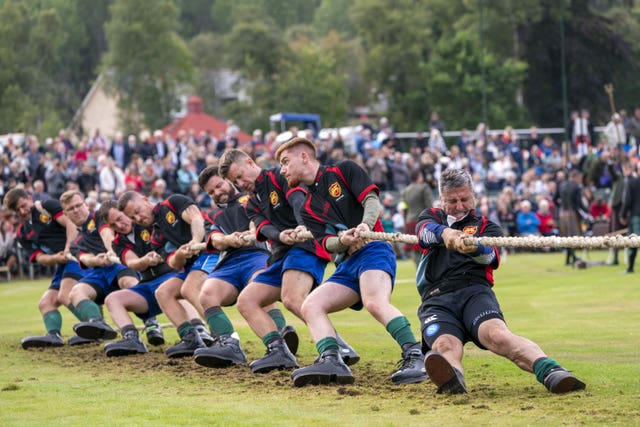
[573,109,594,158]
[557,170,589,265]
[45,159,68,200]
[153,130,168,160]
[75,163,99,196]
[428,111,445,134]
[98,156,126,197]
[365,148,389,191]
[412,131,428,152]
[401,169,434,266]
[428,129,447,154]
[620,164,640,274]
[627,108,640,152]
[109,131,133,170]
[607,154,632,265]
[603,113,626,148]
[58,129,74,153]
[88,128,108,154]
[0,215,18,275]
[389,152,410,191]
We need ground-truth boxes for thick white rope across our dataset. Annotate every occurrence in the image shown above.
[189,230,640,252]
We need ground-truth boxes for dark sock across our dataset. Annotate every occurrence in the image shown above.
[76,299,101,321]
[386,316,417,348]
[67,304,83,321]
[177,321,195,338]
[628,249,636,272]
[190,318,205,327]
[261,331,281,347]
[43,310,62,334]
[267,308,286,330]
[120,324,138,338]
[204,306,234,336]
[316,336,339,354]
[533,357,562,384]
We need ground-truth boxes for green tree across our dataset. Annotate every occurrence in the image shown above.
[103,0,193,133]
[350,0,432,130]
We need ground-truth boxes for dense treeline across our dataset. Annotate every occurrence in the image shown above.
[0,0,638,139]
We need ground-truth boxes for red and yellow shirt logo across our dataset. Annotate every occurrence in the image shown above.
[463,226,478,235]
[329,182,342,198]
[238,195,250,207]
[87,219,96,231]
[269,191,279,206]
[165,211,176,225]
[140,229,150,242]
[39,214,50,223]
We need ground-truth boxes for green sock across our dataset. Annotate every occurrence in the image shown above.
[76,299,102,321]
[386,316,417,348]
[262,331,281,346]
[316,336,339,354]
[67,304,83,321]
[177,322,195,338]
[205,306,234,336]
[43,310,62,334]
[533,357,562,384]
[267,308,286,330]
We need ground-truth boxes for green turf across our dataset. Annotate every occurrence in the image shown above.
[0,251,639,426]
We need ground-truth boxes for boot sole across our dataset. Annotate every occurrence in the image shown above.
[292,372,355,387]
[21,339,64,349]
[147,336,165,346]
[250,362,298,374]
[166,350,196,358]
[68,336,97,346]
[550,376,586,393]
[105,348,147,357]
[194,354,244,368]
[74,324,117,340]
[424,352,466,394]
[341,354,360,366]
[282,330,299,355]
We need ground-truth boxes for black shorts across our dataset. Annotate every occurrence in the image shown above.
[418,284,504,350]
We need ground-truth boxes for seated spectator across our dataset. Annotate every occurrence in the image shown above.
[516,200,541,236]
[590,197,611,221]
[535,198,557,236]
[0,215,18,275]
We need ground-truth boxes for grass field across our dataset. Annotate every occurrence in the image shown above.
[1,251,639,426]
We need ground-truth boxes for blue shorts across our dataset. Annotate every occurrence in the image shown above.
[418,284,504,350]
[252,247,327,288]
[207,250,268,291]
[327,241,396,310]
[81,264,139,305]
[183,253,219,277]
[129,271,179,320]
[63,261,85,280]
[49,264,65,290]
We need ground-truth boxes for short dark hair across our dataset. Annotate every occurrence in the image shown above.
[117,191,142,212]
[3,188,29,211]
[97,200,118,224]
[198,166,219,190]
[218,149,250,179]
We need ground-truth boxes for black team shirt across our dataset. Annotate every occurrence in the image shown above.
[206,192,269,268]
[150,194,214,267]
[70,211,110,268]
[246,167,330,263]
[112,223,173,280]
[20,200,68,262]
[301,160,384,251]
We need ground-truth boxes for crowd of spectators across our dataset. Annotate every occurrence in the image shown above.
[1,106,639,268]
